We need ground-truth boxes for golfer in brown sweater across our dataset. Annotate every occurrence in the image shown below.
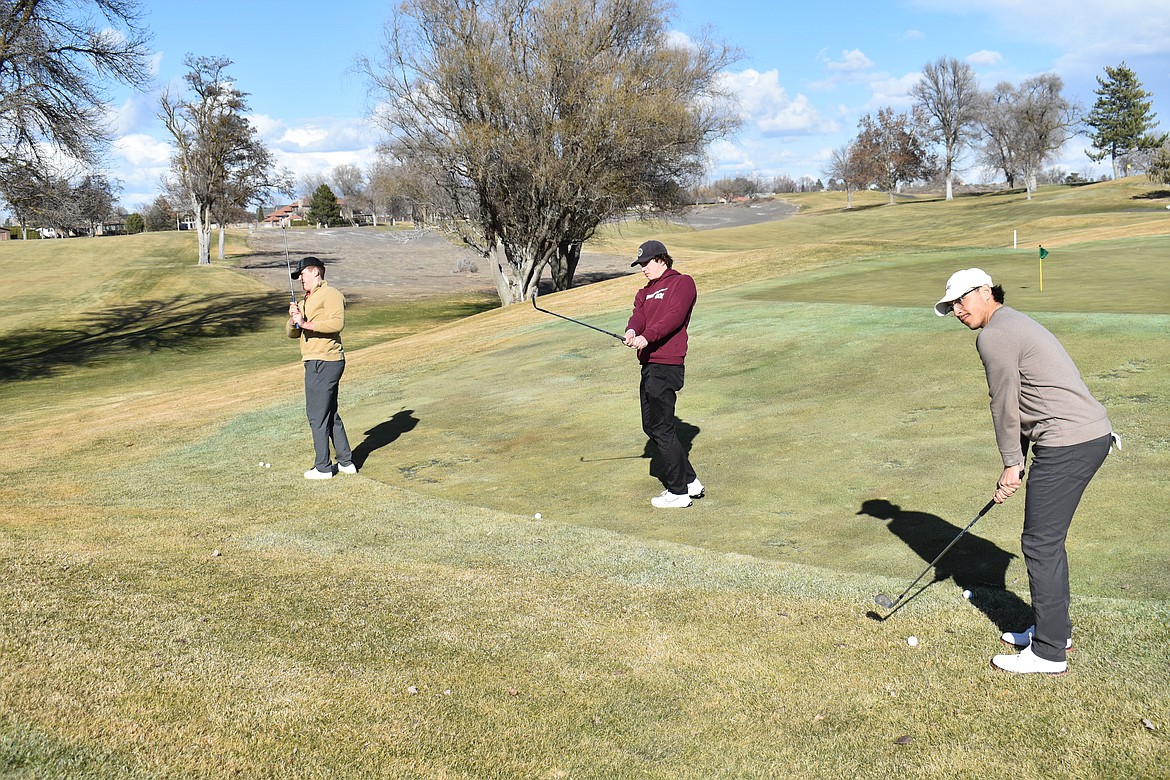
[935,268,1115,675]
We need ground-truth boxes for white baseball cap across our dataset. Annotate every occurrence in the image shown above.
[935,268,993,316]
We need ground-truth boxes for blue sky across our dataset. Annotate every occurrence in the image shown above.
[108,0,1170,209]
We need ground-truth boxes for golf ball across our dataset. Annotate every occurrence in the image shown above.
[534,512,542,519]
[265,463,271,469]
[258,461,264,467]
[907,636,919,647]
[962,589,972,599]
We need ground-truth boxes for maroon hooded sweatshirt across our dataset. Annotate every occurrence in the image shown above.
[625,268,697,365]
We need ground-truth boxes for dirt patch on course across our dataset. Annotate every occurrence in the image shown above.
[238,200,796,302]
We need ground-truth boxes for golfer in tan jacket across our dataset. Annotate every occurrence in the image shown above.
[286,256,355,479]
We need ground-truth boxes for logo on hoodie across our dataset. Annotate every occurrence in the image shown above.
[647,287,669,301]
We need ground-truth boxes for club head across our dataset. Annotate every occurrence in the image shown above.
[874,593,896,610]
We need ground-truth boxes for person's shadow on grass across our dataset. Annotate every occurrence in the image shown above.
[643,417,700,490]
[858,498,1031,632]
[352,409,419,468]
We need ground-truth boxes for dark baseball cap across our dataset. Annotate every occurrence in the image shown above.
[631,240,668,266]
[291,256,325,279]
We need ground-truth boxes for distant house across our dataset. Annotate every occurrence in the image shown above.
[0,227,9,241]
[96,215,126,236]
[262,202,302,227]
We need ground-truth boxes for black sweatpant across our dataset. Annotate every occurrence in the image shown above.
[1022,433,1111,662]
[639,363,696,495]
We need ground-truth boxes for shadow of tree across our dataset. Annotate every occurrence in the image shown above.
[536,270,629,295]
[351,409,419,468]
[642,417,700,489]
[1132,190,1170,200]
[237,250,340,271]
[0,292,284,383]
[858,498,1032,632]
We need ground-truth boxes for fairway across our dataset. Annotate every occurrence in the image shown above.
[1,180,1167,778]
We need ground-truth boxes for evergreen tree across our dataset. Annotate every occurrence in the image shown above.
[125,213,145,234]
[308,184,341,227]
[1085,63,1165,179]
[1148,142,1170,186]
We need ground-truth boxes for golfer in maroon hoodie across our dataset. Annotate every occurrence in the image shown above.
[624,240,704,508]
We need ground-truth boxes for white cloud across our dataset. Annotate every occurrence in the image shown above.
[824,49,874,73]
[722,69,837,136]
[863,72,924,110]
[667,30,698,51]
[904,29,925,40]
[966,50,1003,66]
[112,134,172,167]
[252,115,380,154]
[109,93,161,136]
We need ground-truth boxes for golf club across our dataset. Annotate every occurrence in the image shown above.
[874,498,997,614]
[282,225,297,304]
[532,294,624,341]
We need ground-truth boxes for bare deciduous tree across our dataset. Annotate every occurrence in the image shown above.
[160,55,290,264]
[360,0,741,304]
[0,0,151,174]
[75,173,117,235]
[977,75,1079,200]
[912,57,980,201]
[822,143,866,208]
[331,164,367,222]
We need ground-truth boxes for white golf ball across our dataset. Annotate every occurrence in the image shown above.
[265,463,271,469]
[907,636,918,647]
[962,589,972,599]
[534,512,542,519]
[258,461,264,467]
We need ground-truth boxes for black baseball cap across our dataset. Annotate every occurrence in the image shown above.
[291,256,325,279]
[631,240,669,266]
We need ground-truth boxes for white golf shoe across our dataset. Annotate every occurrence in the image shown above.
[1001,625,1073,651]
[687,479,705,499]
[304,468,333,480]
[337,462,358,475]
[651,490,692,508]
[991,645,1068,675]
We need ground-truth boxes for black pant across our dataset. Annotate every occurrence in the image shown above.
[1022,433,1111,661]
[639,363,696,495]
[305,359,353,472]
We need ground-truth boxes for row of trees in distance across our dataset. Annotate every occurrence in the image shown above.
[820,58,1165,208]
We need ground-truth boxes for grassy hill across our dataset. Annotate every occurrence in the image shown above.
[1,179,1167,778]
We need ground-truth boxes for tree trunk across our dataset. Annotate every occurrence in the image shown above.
[945,173,954,201]
[550,241,581,291]
[218,225,226,260]
[486,241,545,305]
[197,201,213,265]
[845,187,853,209]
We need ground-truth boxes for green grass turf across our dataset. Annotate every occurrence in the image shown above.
[1,180,1168,777]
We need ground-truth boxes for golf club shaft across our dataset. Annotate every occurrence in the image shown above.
[532,295,624,341]
[283,226,296,303]
[885,499,996,608]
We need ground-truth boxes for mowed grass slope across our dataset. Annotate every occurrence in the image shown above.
[1,180,1168,778]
